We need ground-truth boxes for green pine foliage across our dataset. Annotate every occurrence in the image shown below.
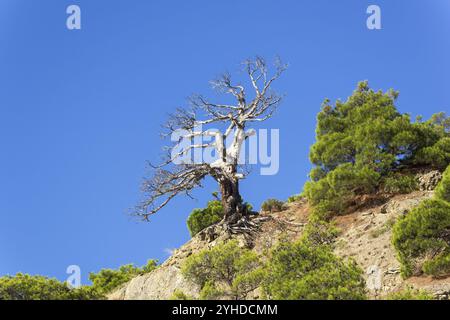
[187,200,253,237]
[261,199,287,213]
[89,259,158,295]
[182,221,364,301]
[393,165,450,278]
[0,273,103,300]
[304,81,449,220]
[382,173,418,194]
[181,240,264,300]
[187,200,224,237]
[263,239,366,300]
[287,194,302,203]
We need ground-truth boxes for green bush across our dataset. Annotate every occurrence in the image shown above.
[412,114,450,170]
[186,200,253,237]
[382,174,418,194]
[304,82,449,220]
[392,199,450,277]
[301,220,340,246]
[435,165,450,202]
[170,289,192,300]
[369,216,397,239]
[261,199,286,213]
[89,259,157,294]
[263,239,366,300]
[386,287,434,300]
[181,240,264,300]
[0,273,103,300]
[187,200,224,237]
[287,194,302,203]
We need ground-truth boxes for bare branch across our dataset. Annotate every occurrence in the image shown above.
[134,57,287,221]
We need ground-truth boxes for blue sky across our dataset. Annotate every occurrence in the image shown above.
[0,0,449,283]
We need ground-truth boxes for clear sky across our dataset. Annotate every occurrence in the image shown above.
[1,0,449,283]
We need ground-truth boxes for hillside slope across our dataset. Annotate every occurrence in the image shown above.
[109,171,450,300]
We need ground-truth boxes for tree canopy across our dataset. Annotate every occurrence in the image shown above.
[304,81,450,219]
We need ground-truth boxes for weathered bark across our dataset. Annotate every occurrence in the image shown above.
[220,176,244,224]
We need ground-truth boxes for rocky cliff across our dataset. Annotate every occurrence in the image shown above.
[109,171,450,300]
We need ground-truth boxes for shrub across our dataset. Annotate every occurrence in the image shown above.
[304,82,449,220]
[422,253,450,278]
[392,199,450,278]
[382,174,418,194]
[385,287,433,300]
[435,165,450,202]
[261,199,286,213]
[263,239,366,300]
[170,289,192,300]
[181,240,264,300]
[287,194,302,203]
[89,259,157,294]
[0,273,103,300]
[301,220,340,246]
[187,200,223,237]
[412,113,450,170]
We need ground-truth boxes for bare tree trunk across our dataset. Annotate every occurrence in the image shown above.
[220,177,244,224]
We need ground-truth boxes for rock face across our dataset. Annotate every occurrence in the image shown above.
[417,170,442,191]
[108,200,310,300]
[334,191,433,298]
[109,172,450,300]
[108,264,199,300]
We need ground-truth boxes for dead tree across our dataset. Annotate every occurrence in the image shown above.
[135,57,287,227]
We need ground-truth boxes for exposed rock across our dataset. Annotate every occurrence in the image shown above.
[417,170,442,191]
[334,191,435,298]
[110,186,450,300]
[108,264,199,300]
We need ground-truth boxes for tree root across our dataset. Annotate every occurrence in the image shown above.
[225,215,271,235]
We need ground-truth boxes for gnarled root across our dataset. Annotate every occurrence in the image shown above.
[225,215,271,235]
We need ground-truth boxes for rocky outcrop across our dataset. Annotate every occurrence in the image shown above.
[108,201,309,300]
[334,191,434,298]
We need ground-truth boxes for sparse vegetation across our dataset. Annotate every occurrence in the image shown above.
[182,240,264,300]
[287,194,302,203]
[170,289,192,300]
[382,173,418,194]
[385,287,434,300]
[261,199,286,213]
[301,220,340,246]
[370,216,397,239]
[187,200,224,237]
[393,166,450,278]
